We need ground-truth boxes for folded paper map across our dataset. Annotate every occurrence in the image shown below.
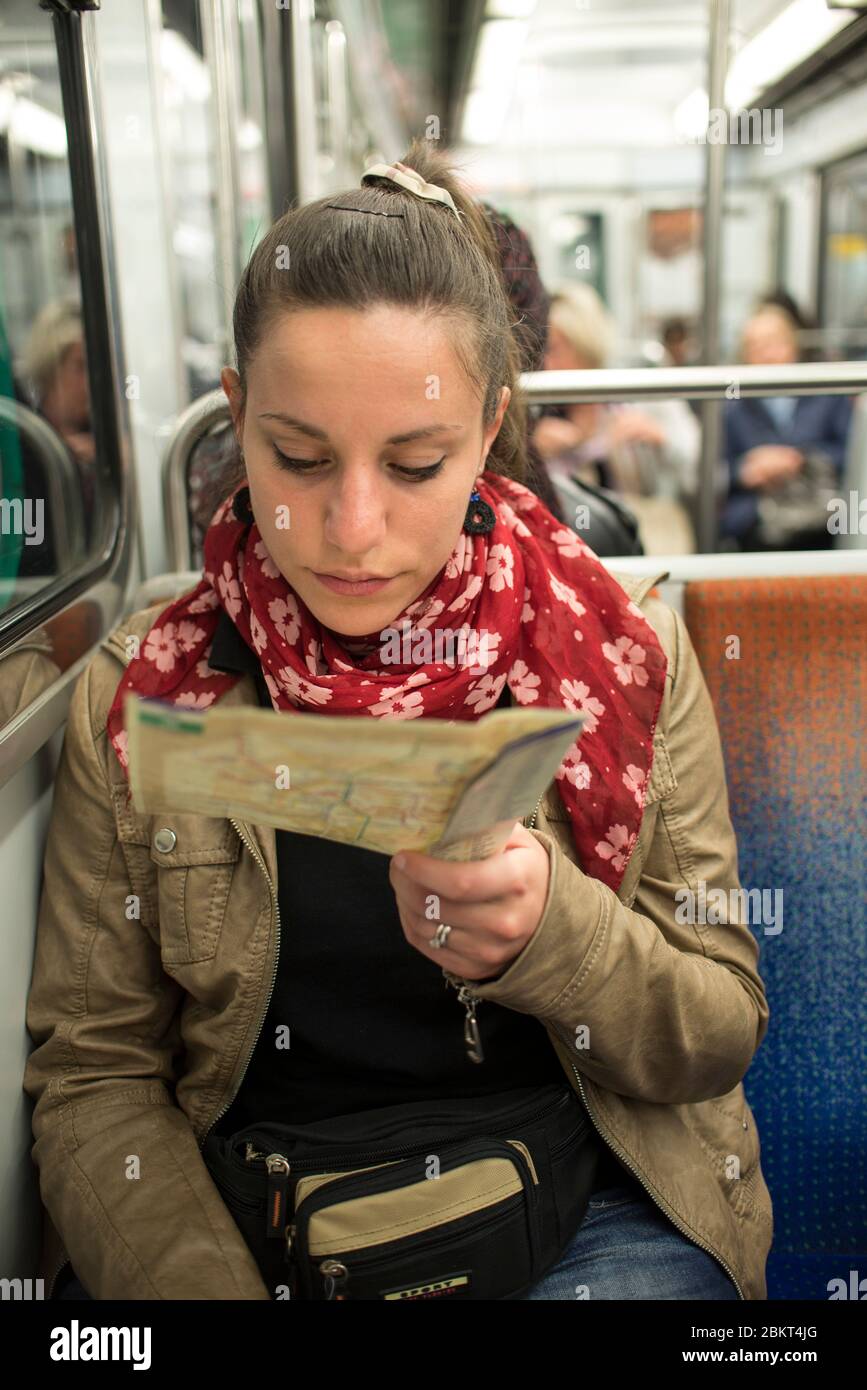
[124,692,585,862]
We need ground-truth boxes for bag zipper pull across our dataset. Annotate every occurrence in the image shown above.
[265,1154,290,1239]
[320,1259,349,1300]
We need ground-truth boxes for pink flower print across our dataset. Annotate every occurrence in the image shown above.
[560,679,606,735]
[188,589,219,614]
[447,575,483,613]
[253,539,281,579]
[144,624,180,673]
[263,671,281,706]
[217,561,242,619]
[521,586,535,623]
[509,659,541,704]
[369,687,426,718]
[305,638,327,676]
[486,543,514,592]
[551,527,590,558]
[114,730,129,769]
[602,636,649,687]
[405,597,445,632]
[595,824,637,873]
[508,485,537,512]
[498,500,532,537]
[250,612,268,654]
[176,620,205,652]
[275,665,332,707]
[456,625,500,674]
[268,594,300,646]
[549,572,587,620]
[556,742,591,791]
[626,599,644,620]
[195,657,217,679]
[175,690,217,710]
[464,673,507,713]
[623,764,646,807]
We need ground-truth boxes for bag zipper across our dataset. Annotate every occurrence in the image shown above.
[240,1086,575,1172]
[296,1137,539,1299]
[566,1059,745,1301]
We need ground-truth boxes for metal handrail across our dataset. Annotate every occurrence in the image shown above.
[162,362,867,570]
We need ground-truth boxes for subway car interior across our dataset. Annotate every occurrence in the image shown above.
[1,0,865,1321]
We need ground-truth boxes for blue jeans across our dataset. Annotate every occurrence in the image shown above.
[56,1186,740,1302]
[519,1184,740,1300]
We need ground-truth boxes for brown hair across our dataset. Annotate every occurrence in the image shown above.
[231,138,528,481]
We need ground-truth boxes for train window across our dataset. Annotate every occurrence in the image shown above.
[821,150,867,363]
[0,1,122,716]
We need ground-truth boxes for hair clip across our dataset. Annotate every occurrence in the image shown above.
[360,162,462,219]
[325,203,406,218]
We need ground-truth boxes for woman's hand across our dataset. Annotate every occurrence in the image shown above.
[388,822,551,982]
[739,444,803,489]
[531,414,586,459]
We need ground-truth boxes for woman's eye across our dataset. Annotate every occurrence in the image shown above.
[270,447,445,481]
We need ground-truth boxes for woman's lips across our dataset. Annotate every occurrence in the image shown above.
[313,572,394,596]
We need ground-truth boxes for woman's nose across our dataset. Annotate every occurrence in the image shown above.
[322,474,389,553]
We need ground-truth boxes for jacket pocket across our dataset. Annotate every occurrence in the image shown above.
[146,814,241,964]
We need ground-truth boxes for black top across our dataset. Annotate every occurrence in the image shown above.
[208,609,635,1192]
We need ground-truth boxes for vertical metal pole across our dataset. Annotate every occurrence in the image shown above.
[697,0,730,553]
[201,0,243,365]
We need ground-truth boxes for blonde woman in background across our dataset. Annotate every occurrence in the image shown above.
[532,283,699,553]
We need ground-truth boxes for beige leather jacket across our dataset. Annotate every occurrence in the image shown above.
[23,570,773,1300]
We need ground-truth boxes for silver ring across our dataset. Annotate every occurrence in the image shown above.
[429,923,452,949]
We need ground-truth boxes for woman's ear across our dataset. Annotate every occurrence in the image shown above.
[482,385,511,459]
[221,367,245,448]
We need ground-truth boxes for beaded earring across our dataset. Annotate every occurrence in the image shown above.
[462,487,496,534]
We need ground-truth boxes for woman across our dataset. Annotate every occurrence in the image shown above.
[24,143,772,1301]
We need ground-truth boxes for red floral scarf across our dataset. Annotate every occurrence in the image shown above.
[108,472,667,892]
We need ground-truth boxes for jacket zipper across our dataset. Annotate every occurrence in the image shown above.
[566,1060,745,1301]
[198,819,283,1148]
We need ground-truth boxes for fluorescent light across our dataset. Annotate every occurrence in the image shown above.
[160,29,211,105]
[726,0,852,108]
[10,98,67,158]
[462,19,528,144]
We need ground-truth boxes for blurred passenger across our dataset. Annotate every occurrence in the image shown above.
[21,300,94,478]
[721,303,852,549]
[660,316,696,368]
[532,284,699,552]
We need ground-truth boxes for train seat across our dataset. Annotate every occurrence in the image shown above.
[683,572,867,1301]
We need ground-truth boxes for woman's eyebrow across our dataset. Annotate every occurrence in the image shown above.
[257,412,464,445]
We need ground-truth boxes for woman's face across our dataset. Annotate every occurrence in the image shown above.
[222,305,509,638]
